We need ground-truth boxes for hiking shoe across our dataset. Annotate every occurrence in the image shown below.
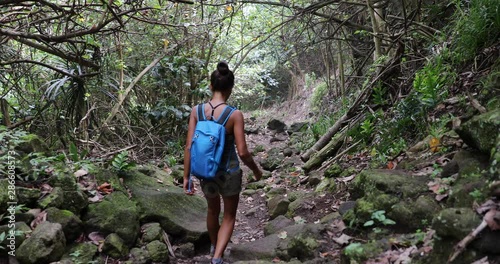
[211,258,223,264]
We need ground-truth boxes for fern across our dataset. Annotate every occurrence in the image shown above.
[111,151,135,172]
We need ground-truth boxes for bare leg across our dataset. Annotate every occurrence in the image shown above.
[213,194,239,259]
[206,195,221,248]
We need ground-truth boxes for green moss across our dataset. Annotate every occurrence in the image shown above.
[432,208,481,239]
[324,164,342,178]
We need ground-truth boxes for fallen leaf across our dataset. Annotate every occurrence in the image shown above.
[97,182,113,194]
[387,161,395,169]
[278,231,287,239]
[332,234,352,245]
[484,209,500,230]
[74,169,88,177]
[30,211,47,229]
[88,231,106,245]
[430,137,440,152]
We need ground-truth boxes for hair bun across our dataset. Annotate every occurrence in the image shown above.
[217,61,230,75]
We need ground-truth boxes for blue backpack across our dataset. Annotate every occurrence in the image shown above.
[189,102,235,188]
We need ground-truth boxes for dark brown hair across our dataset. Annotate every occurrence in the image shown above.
[210,61,234,92]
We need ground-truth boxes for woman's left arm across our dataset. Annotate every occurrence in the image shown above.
[183,107,197,195]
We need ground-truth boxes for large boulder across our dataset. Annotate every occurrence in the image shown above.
[387,195,441,229]
[60,242,98,264]
[45,207,83,242]
[455,109,500,154]
[267,196,290,220]
[84,192,140,246]
[432,208,481,240]
[230,223,325,262]
[17,222,66,264]
[102,233,129,259]
[122,166,208,243]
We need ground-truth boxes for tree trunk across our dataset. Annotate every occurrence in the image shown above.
[1,99,11,126]
[302,130,346,172]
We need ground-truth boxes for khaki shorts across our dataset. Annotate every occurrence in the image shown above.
[200,168,242,198]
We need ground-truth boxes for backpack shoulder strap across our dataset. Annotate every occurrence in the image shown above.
[196,103,206,121]
[216,105,236,126]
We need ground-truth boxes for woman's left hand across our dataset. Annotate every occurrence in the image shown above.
[183,178,195,195]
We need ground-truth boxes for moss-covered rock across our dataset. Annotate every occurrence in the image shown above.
[388,195,441,230]
[38,186,65,209]
[452,150,489,178]
[432,208,481,240]
[448,179,487,207]
[16,187,40,207]
[15,134,50,156]
[314,177,336,193]
[352,194,400,224]
[264,215,294,236]
[84,192,140,246]
[230,224,325,262]
[286,235,319,261]
[353,169,429,199]
[136,164,176,186]
[0,222,31,251]
[287,192,315,217]
[142,222,163,243]
[94,168,128,194]
[260,148,282,171]
[265,187,287,200]
[45,207,83,242]
[246,180,267,190]
[324,164,342,178]
[267,195,290,220]
[129,247,151,264]
[102,233,129,259]
[61,189,88,215]
[341,240,388,264]
[60,242,98,264]
[48,172,78,191]
[0,179,10,213]
[146,240,169,262]
[177,242,195,258]
[122,168,208,243]
[455,108,500,154]
[17,221,66,264]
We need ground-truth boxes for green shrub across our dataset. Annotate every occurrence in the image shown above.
[452,0,500,62]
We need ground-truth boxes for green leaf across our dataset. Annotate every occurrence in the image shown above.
[363,220,374,227]
[69,142,79,162]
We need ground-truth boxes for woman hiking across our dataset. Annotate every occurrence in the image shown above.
[183,61,263,264]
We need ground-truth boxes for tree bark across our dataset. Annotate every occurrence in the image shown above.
[302,130,346,172]
[1,99,11,126]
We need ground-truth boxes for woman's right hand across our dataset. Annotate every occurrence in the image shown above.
[250,169,263,182]
[183,178,194,195]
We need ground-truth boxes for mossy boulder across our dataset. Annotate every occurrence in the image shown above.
[38,186,65,209]
[340,240,391,264]
[351,194,400,224]
[94,168,128,194]
[324,164,342,178]
[264,215,294,236]
[142,222,163,243]
[136,164,176,186]
[17,221,66,264]
[102,233,129,259]
[388,195,441,230]
[128,247,151,264]
[84,192,140,246]
[45,207,83,242]
[352,169,429,200]
[122,168,208,243]
[451,150,489,178]
[246,180,267,190]
[432,208,481,240]
[314,177,336,193]
[60,189,88,215]
[60,242,98,264]
[286,235,319,261]
[16,187,40,207]
[267,195,290,220]
[265,187,287,200]
[230,224,325,262]
[15,134,50,156]
[447,179,487,207]
[0,179,10,213]
[0,222,31,251]
[146,240,169,262]
[260,148,282,171]
[48,172,78,191]
[455,108,500,154]
[287,192,315,217]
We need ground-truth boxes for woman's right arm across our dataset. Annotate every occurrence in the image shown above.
[232,110,263,181]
